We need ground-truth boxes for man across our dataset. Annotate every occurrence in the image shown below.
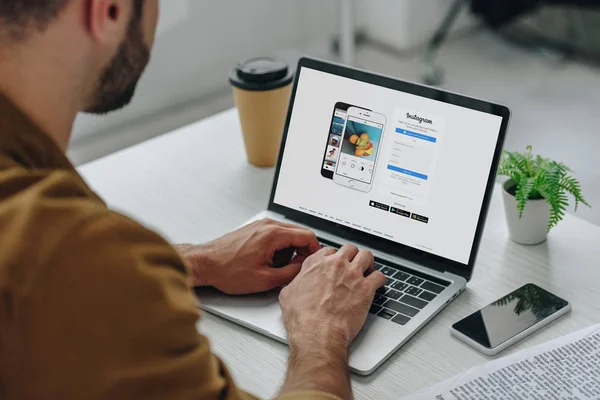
[0,1,386,399]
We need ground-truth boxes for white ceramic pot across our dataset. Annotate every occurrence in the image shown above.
[502,180,550,245]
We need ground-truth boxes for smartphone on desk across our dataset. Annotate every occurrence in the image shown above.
[450,283,571,356]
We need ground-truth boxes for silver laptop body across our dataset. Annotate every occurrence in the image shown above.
[197,58,510,375]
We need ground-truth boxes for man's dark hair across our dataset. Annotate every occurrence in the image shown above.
[0,0,143,41]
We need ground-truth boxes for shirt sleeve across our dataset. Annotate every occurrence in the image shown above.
[17,211,337,400]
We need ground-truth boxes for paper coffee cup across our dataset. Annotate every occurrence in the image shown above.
[230,57,294,167]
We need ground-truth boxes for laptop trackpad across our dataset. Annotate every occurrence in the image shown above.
[196,288,288,342]
[195,287,407,374]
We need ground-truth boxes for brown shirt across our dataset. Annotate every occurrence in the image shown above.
[0,94,337,400]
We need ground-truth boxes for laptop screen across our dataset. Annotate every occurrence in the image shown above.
[273,66,504,265]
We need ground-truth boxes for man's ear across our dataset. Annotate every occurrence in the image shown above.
[87,0,129,46]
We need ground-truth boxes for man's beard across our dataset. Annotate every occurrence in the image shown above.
[85,15,150,114]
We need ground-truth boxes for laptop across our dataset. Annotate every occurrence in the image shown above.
[196,57,510,375]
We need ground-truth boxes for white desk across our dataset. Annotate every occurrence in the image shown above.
[79,109,600,400]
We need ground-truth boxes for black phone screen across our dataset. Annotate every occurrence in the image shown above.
[321,106,347,179]
[452,284,569,349]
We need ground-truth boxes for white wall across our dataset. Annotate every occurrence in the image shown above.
[72,0,337,140]
[358,0,476,51]
[72,1,477,141]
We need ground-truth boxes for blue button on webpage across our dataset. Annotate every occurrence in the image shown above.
[395,128,437,143]
[387,165,429,180]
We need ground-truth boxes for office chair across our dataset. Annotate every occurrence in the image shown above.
[422,0,469,86]
[422,0,600,86]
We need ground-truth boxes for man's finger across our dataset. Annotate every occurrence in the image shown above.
[271,227,321,255]
[335,244,359,261]
[288,253,309,266]
[365,270,386,294]
[295,244,316,257]
[351,250,374,274]
[262,220,321,255]
[298,248,335,271]
[313,246,336,259]
[263,264,302,290]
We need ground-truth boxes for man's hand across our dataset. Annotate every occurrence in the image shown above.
[280,245,385,344]
[278,245,386,400]
[177,219,321,295]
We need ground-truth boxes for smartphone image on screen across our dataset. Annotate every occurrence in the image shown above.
[321,103,369,179]
[450,283,571,356]
[333,107,387,193]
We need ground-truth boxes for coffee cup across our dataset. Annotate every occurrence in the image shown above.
[229,57,294,167]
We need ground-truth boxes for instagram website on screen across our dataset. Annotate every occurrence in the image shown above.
[274,68,503,265]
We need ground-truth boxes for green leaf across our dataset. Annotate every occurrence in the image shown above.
[559,176,590,211]
[547,191,569,231]
[498,151,524,183]
[515,176,535,218]
[545,162,568,231]
[535,155,551,174]
[508,151,529,176]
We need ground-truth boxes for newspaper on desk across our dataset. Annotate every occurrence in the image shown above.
[402,324,600,400]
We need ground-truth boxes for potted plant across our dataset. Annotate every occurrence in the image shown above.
[498,146,590,245]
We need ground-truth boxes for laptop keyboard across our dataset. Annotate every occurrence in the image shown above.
[318,241,451,326]
[371,261,450,325]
